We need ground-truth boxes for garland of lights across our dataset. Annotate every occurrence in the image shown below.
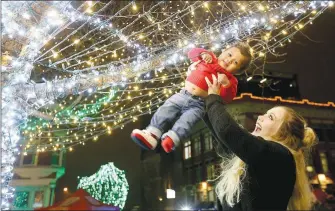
[19,7,328,151]
[77,163,129,209]
[12,192,29,208]
[20,85,116,131]
[1,1,334,210]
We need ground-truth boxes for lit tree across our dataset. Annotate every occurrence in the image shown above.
[77,162,129,209]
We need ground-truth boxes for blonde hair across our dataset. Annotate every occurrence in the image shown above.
[215,106,317,209]
[215,154,246,207]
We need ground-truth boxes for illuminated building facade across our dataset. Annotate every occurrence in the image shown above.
[10,150,65,210]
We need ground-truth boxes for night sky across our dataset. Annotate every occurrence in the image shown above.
[55,9,335,210]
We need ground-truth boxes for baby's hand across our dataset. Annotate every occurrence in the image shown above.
[187,60,201,76]
[217,73,230,87]
[200,52,213,63]
[189,60,201,71]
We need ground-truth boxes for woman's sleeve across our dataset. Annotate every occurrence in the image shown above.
[205,94,289,165]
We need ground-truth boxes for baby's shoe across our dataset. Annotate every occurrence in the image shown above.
[161,136,175,153]
[131,129,159,150]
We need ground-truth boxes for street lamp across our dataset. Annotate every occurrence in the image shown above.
[317,174,327,190]
[63,187,68,192]
[201,182,208,191]
[166,189,175,199]
[181,205,191,210]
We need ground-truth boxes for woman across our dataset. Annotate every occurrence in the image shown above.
[204,75,317,210]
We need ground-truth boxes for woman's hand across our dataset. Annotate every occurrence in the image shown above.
[205,74,221,95]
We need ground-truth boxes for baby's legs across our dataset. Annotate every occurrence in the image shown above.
[162,90,205,152]
[147,92,188,138]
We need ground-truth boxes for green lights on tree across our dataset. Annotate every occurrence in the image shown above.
[13,191,29,208]
[77,162,129,209]
[21,89,115,132]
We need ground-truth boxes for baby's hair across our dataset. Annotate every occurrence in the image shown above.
[231,42,253,72]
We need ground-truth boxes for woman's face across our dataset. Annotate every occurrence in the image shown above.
[252,107,286,139]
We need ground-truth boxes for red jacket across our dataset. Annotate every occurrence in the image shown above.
[187,48,238,103]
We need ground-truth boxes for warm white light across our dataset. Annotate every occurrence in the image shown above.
[132,3,137,10]
[166,189,175,199]
[260,78,267,83]
[258,4,265,11]
[204,2,209,8]
[318,174,326,182]
[247,76,253,81]
[306,166,313,172]
[201,182,207,190]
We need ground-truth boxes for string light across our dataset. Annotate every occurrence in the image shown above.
[132,2,137,11]
[260,78,267,83]
[234,93,335,107]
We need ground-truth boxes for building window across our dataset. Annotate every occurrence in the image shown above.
[196,191,207,203]
[183,140,192,160]
[331,150,335,161]
[33,191,44,208]
[320,152,329,173]
[326,129,335,142]
[13,191,29,208]
[204,131,213,152]
[22,153,36,165]
[193,136,201,156]
[206,164,215,180]
[187,168,192,184]
[208,189,215,202]
[51,152,60,165]
[196,166,202,183]
[314,129,324,142]
[38,152,52,165]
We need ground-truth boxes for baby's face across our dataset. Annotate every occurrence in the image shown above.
[218,47,246,73]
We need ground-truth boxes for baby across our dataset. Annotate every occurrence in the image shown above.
[131,43,252,153]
